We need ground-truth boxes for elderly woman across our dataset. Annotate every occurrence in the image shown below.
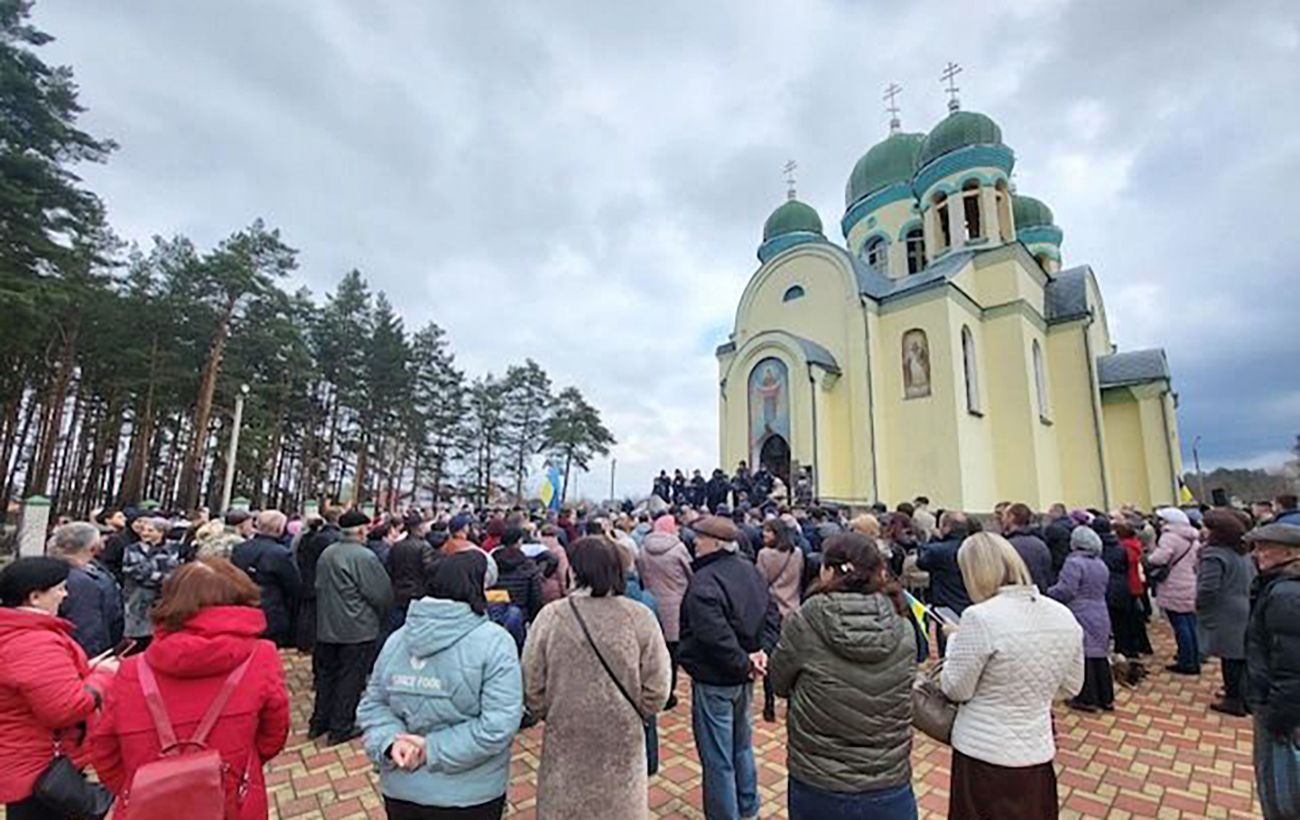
[1196,508,1255,716]
[358,551,523,820]
[121,517,183,649]
[90,559,290,820]
[522,537,671,820]
[637,513,693,709]
[941,533,1084,820]
[1149,507,1203,675]
[49,521,124,658]
[0,558,118,820]
[1048,527,1114,711]
[757,518,804,722]
[770,533,918,819]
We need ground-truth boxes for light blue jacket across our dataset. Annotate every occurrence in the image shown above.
[357,597,523,807]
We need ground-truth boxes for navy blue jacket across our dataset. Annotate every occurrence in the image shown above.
[233,535,303,645]
[1247,562,1300,736]
[59,562,124,657]
[916,535,974,614]
[677,550,780,686]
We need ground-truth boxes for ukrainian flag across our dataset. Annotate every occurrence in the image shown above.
[540,465,562,511]
[903,590,931,662]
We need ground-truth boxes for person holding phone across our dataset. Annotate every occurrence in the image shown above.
[0,557,119,820]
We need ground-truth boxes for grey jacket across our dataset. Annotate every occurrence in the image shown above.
[1196,544,1255,660]
[770,592,916,793]
[315,536,394,644]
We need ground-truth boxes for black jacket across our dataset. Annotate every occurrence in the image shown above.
[1005,527,1055,591]
[296,523,340,601]
[1098,529,1132,608]
[388,535,433,608]
[916,535,973,614]
[1246,560,1300,736]
[677,549,780,686]
[100,529,133,585]
[490,546,544,623]
[1044,518,1074,575]
[705,477,731,512]
[59,562,124,657]
[233,535,303,645]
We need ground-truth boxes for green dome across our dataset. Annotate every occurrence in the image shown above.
[763,198,823,241]
[918,110,1003,169]
[1012,194,1054,229]
[845,132,925,208]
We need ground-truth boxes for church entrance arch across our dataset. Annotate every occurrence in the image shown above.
[759,433,791,487]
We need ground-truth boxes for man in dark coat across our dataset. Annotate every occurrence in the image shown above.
[689,469,707,508]
[653,471,672,503]
[1003,502,1055,590]
[1244,522,1300,818]
[678,515,780,820]
[916,511,974,656]
[295,507,341,652]
[98,507,136,585]
[232,510,302,647]
[51,521,124,657]
[1043,502,1075,576]
[310,509,393,745]
[705,469,731,513]
[386,514,433,631]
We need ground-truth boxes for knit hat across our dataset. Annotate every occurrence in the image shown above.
[448,513,475,535]
[0,557,70,607]
[1070,525,1103,555]
[1156,507,1190,527]
[1069,508,1093,526]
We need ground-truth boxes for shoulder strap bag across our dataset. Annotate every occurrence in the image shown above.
[32,727,115,819]
[1147,540,1193,587]
[568,598,659,776]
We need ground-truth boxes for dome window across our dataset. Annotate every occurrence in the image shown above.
[961,179,983,241]
[862,236,888,274]
[906,228,926,275]
[933,192,952,251]
[782,284,806,303]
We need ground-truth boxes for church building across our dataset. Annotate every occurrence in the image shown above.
[716,85,1183,512]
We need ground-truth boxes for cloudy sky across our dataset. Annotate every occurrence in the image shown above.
[38,0,1300,497]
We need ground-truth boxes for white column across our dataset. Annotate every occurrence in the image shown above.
[17,495,51,557]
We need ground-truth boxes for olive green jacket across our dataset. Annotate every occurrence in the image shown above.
[770,591,916,792]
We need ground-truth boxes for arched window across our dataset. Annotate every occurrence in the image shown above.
[962,179,983,240]
[905,227,926,275]
[933,193,951,251]
[962,325,980,414]
[1032,340,1050,421]
[782,284,805,302]
[863,236,888,273]
[995,179,1012,242]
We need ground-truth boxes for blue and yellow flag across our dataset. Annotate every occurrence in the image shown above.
[540,465,562,511]
[903,590,931,662]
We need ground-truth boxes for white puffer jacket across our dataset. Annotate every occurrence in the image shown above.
[941,585,1084,767]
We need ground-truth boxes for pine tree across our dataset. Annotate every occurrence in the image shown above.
[501,359,553,501]
[543,386,615,503]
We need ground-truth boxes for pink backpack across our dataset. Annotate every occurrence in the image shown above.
[117,654,254,820]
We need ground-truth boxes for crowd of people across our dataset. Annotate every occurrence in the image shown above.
[0,482,1298,819]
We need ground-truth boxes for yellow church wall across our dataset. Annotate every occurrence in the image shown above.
[1103,392,1152,508]
[1047,322,1108,508]
[945,300,999,510]
[723,245,877,502]
[874,292,966,507]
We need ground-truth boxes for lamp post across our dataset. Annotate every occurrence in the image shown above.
[1192,435,1206,503]
[220,384,250,513]
[609,458,617,502]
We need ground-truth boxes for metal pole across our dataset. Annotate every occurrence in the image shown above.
[1193,435,1206,503]
[609,459,617,501]
[220,387,248,513]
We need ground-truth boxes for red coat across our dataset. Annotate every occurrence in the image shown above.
[0,607,111,803]
[90,606,290,820]
[1121,536,1146,597]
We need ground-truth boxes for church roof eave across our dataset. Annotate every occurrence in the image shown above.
[1045,265,1092,323]
[1097,348,1171,388]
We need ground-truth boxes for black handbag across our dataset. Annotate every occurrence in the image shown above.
[568,598,660,776]
[31,733,115,820]
[1147,542,1192,587]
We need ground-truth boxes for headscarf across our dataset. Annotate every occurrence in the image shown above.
[1070,525,1103,556]
[652,514,678,536]
[1156,507,1190,527]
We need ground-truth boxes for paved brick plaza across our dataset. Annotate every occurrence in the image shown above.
[266,627,1263,819]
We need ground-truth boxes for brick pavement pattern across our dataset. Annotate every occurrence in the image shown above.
[266,627,1263,819]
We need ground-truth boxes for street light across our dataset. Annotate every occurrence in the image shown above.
[220,384,250,513]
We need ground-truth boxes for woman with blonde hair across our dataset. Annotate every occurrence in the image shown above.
[941,533,1084,820]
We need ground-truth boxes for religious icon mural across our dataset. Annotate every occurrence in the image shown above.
[902,328,931,399]
[748,357,791,467]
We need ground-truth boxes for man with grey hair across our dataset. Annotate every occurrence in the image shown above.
[677,514,780,820]
[232,508,302,647]
[917,510,975,656]
[49,521,124,656]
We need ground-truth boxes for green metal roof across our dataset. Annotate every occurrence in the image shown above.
[1012,194,1054,229]
[845,132,925,208]
[762,198,823,241]
[918,110,1003,169]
